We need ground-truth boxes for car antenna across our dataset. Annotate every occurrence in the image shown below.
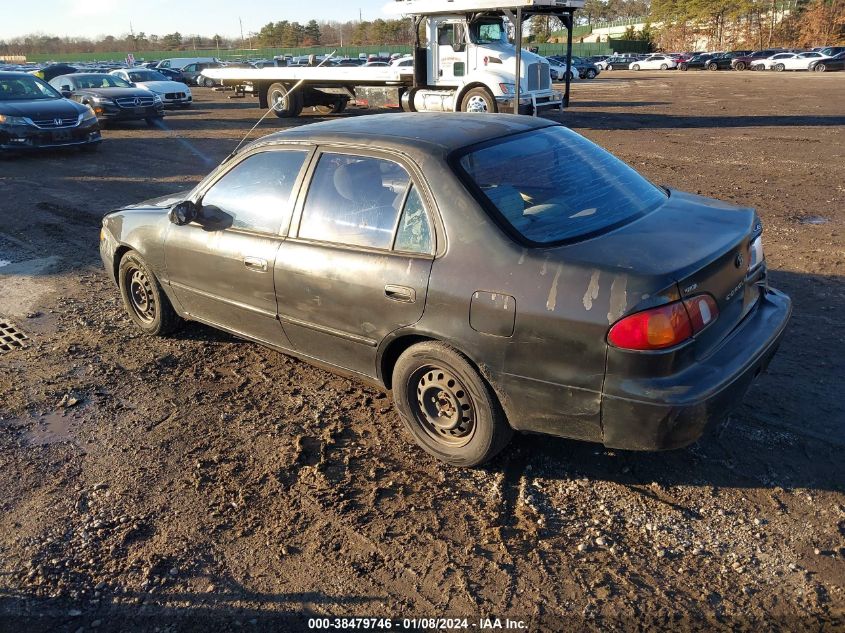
[226,50,337,162]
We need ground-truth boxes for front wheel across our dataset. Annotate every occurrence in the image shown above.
[118,251,181,336]
[815,63,826,72]
[586,68,597,79]
[606,64,613,71]
[460,86,497,114]
[660,63,668,70]
[392,342,513,467]
[735,61,746,70]
[774,63,785,72]
[708,62,719,71]
[632,64,640,71]
[202,76,215,88]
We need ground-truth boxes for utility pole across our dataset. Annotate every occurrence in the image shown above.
[239,17,245,50]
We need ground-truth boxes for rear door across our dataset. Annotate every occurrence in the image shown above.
[274,148,436,377]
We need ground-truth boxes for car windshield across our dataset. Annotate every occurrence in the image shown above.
[127,70,167,82]
[458,126,667,244]
[74,74,132,89]
[0,75,61,100]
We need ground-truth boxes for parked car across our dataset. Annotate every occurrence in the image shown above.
[760,51,833,71]
[730,49,786,70]
[0,71,101,153]
[30,63,78,81]
[151,66,188,84]
[48,73,164,126]
[180,62,223,86]
[550,55,598,79]
[110,69,192,108]
[809,51,845,72]
[99,113,791,467]
[601,55,640,70]
[629,54,678,70]
[697,50,753,70]
[545,57,576,81]
[751,52,805,71]
[678,53,715,70]
[390,56,415,68]
[817,46,845,58]
[155,57,218,71]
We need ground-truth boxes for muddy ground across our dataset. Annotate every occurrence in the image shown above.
[0,70,843,632]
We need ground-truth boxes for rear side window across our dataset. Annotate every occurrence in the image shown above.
[299,154,410,249]
[201,150,308,234]
[457,126,666,244]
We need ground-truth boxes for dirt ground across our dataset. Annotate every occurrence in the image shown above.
[0,70,843,632]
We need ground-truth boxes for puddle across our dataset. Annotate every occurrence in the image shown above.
[794,215,830,225]
[25,411,89,451]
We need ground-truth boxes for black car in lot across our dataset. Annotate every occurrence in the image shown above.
[0,72,101,153]
[678,53,716,70]
[150,66,187,84]
[48,73,164,126]
[99,113,791,466]
[809,51,845,72]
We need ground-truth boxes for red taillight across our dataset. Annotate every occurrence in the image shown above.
[608,294,719,351]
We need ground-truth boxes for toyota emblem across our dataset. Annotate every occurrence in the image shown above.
[54,118,63,126]
[734,252,744,269]
[134,97,141,106]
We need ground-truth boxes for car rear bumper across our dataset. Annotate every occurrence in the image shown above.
[600,287,792,450]
[0,120,101,150]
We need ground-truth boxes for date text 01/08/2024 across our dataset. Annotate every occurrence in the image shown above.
[307,617,529,630]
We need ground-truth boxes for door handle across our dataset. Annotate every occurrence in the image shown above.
[385,285,415,303]
[243,257,268,272]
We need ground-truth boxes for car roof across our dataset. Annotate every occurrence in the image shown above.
[0,71,37,78]
[248,113,558,159]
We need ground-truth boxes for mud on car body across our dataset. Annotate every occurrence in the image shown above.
[100,113,791,466]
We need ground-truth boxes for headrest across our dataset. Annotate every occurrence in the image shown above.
[333,160,383,201]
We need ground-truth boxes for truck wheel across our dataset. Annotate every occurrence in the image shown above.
[400,88,418,112]
[460,87,497,114]
[391,341,513,467]
[268,83,303,118]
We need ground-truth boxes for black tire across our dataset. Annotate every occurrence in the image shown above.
[460,86,497,114]
[708,62,719,71]
[118,251,181,337]
[815,63,826,72]
[774,63,785,72]
[632,64,640,71]
[268,82,303,118]
[735,61,746,70]
[586,68,597,79]
[660,63,668,70]
[606,64,613,71]
[680,64,688,71]
[391,341,513,467]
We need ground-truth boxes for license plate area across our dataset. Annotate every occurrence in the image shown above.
[51,129,72,141]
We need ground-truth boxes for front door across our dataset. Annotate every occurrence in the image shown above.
[434,20,468,85]
[275,150,436,377]
[165,147,311,346]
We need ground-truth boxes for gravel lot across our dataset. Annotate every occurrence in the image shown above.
[0,70,843,632]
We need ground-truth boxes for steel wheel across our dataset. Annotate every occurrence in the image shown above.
[411,366,476,447]
[126,266,157,324]
[466,95,489,113]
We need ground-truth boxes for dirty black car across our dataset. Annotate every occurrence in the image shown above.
[0,71,101,153]
[100,114,791,466]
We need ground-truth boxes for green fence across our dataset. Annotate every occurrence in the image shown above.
[25,41,615,64]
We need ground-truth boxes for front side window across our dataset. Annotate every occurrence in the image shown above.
[471,20,505,44]
[458,126,667,245]
[201,150,308,234]
[299,153,412,250]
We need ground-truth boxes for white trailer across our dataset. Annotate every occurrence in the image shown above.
[203,0,583,118]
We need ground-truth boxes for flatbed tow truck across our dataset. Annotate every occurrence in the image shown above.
[203,0,584,118]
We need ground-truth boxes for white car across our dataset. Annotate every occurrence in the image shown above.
[546,58,577,81]
[751,52,820,71]
[629,55,678,70]
[110,69,192,108]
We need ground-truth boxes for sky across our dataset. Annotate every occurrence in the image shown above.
[0,0,398,40]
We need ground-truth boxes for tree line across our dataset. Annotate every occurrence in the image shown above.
[1,0,841,57]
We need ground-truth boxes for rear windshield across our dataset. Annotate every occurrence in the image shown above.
[457,126,666,244]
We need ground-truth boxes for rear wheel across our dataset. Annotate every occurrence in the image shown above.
[735,61,747,70]
[632,64,640,71]
[118,251,181,336]
[268,82,303,118]
[774,63,785,72]
[392,341,513,466]
[586,68,597,79]
[815,63,827,72]
[606,64,614,71]
[679,63,688,71]
[460,86,497,114]
[708,62,719,71]
[202,76,215,88]
[660,63,668,70]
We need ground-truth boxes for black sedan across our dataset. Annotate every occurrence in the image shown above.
[48,73,164,126]
[99,114,791,466]
[0,72,101,153]
[809,51,845,72]
[678,53,716,70]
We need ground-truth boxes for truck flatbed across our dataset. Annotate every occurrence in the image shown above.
[204,65,414,88]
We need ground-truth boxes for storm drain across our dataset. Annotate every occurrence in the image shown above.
[0,320,29,353]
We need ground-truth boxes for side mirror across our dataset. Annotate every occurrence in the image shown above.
[61,90,73,98]
[169,200,198,226]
